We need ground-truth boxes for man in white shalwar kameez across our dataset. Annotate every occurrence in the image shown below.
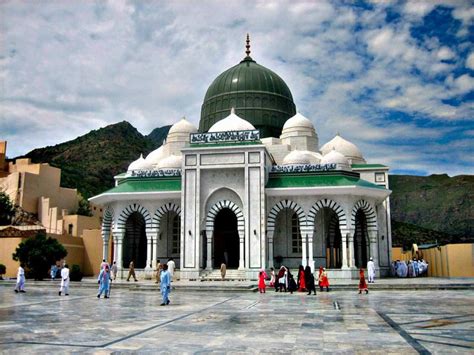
[367,257,376,283]
[59,264,70,296]
[14,264,26,293]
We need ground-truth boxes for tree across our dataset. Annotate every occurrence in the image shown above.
[76,194,92,217]
[0,264,6,280]
[0,192,15,225]
[12,232,68,280]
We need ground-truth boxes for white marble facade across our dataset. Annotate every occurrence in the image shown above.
[91,110,392,280]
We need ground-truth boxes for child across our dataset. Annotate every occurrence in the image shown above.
[269,267,275,287]
[258,271,266,293]
[288,272,297,294]
[358,268,368,294]
[14,264,26,293]
[59,264,70,296]
[319,268,330,292]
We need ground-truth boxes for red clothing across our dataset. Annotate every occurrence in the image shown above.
[298,270,306,291]
[319,271,329,287]
[258,273,266,290]
[359,269,368,290]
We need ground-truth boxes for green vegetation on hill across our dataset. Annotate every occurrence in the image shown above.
[389,174,473,243]
[20,121,165,198]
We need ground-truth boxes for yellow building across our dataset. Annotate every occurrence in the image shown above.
[0,142,104,278]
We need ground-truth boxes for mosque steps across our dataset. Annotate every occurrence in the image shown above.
[199,269,247,281]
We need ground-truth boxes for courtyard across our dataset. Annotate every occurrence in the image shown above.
[0,284,473,353]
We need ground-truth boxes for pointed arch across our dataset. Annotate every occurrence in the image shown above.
[151,203,181,234]
[116,203,152,233]
[351,200,377,231]
[307,199,347,229]
[206,200,244,232]
[267,200,306,232]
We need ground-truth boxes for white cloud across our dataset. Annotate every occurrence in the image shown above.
[466,53,474,70]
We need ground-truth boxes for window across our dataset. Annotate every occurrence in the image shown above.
[291,213,302,253]
[171,214,180,255]
[68,224,73,235]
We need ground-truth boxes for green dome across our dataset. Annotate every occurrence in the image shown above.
[199,56,297,138]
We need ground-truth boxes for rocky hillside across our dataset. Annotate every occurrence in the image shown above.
[20,122,170,198]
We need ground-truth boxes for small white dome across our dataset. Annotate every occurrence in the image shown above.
[321,149,350,168]
[282,150,320,165]
[282,112,314,131]
[168,117,198,135]
[208,108,255,132]
[157,154,182,169]
[320,134,365,163]
[128,154,149,171]
[145,146,165,166]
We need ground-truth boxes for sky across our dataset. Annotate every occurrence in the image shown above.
[0,0,473,176]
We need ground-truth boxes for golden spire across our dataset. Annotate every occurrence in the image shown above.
[245,33,251,57]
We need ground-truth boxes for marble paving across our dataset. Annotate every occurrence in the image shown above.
[0,285,472,354]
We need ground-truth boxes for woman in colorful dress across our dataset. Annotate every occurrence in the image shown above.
[358,268,368,294]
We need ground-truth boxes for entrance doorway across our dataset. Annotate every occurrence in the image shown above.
[123,212,147,268]
[213,208,239,268]
[354,210,368,268]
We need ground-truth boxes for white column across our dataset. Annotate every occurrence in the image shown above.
[113,235,118,263]
[102,234,109,261]
[340,231,348,269]
[369,230,379,268]
[238,229,245,270]
[307,227,314,272]
[267,229,274,269]
[115,232,124,270]
[145,232,153,270]
[151,235,157,269]
[301,227,307,268]
[348,232,355,268]
[206,229,213,270]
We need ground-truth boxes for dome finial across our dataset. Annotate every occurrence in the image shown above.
[231,107,235,115]
[245,33,251,57]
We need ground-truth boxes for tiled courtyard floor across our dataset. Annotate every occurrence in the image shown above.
[0,285,472,354]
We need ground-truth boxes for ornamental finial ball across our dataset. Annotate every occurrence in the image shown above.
[245,33,251,57]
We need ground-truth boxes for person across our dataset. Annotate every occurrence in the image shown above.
[304,266,316,295]
[258,270,266,293]
[50,264,57,280]
[127,260,137,282]
[155,259,162,284]
[110,261,118,281]
[97,265,111,298]
[220,262,226,280]
[288,271,297,294]
[160,264,171,306]
[59,264,70,296]
[358,268,368,294]
[367,257,375,283]
[100,259,108,270]
[269,267,275,287]
[297,265,306,292]
[407,260,414,277]
[276,266,288,292]
[319,268,330,292]
[318,266,323,289]
[167,258,175,281]
[413,258,419,277]
[14,263,26,293]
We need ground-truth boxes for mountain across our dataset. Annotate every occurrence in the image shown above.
[20,121,159,198]
[389,174,474,246]
[147,125,171,146]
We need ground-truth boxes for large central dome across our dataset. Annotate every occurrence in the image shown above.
[199,36,296,138]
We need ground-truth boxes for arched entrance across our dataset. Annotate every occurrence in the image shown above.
[123,212,147,268]
[354,209,368,268]
[213,208,239,268]
[325,210,342,269]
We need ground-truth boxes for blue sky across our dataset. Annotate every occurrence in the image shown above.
[0,0,473,176]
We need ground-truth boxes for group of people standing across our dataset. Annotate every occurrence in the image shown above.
[391,258,428,278]
[265,265,329,295]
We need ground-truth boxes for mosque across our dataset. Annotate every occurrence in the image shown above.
[90,37,392,280]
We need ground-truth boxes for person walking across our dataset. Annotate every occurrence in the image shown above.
[155,260,162,284]
[110,261,118,281]
[50,264,57,281]
[220,262,226,280]
[167,258,175,282]
[14,263,26,293]
[258,270,266,293]
[304,266,316,295]
[59,264,70,296]
[160,264,171,306]
[297,265,306,292]
[358,268,369,294]
[276,266,288,292]
[319,268,330,292]
[97,265,111,298]
[127,260,137,282]
[367,257,375,283]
